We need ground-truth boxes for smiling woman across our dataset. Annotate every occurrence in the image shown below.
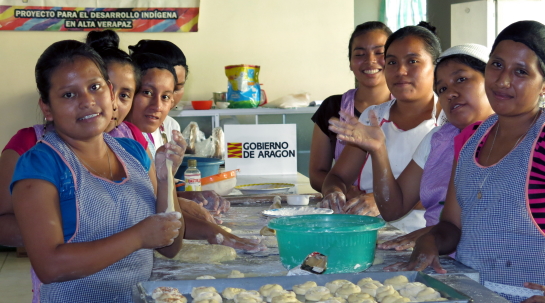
[320,22,443,234]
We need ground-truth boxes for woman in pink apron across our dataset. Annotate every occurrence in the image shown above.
[309,21,392,194]
[11,40,185,302]
[387,21,545,303]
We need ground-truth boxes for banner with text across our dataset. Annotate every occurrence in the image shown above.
[0,5,199,32]
[224,124,297,175]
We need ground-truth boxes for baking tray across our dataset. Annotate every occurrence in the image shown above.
[134,271,471,303]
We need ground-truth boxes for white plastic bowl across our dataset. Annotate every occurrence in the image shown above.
[286,194,310,206]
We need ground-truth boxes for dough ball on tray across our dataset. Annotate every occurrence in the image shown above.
[399,282,427,298]
[305,286,332,301]
[334,283,361,299]
[415,287,442,301]
[193,292,222,303]
[234,290,263,303]
[191,286,218,299]
[375,285,398,302]
[356,278,382,288]
[270,292,299,303]
[228,270,245,278]
[318,296,347,303]
[266,290,295,302]
[259,284,283,297]
[346,293,374,303]
[222,287,245,300]
[292,281,318,295]
[196,275,216,280]
[325,280,351,293]
[383,275,409,290]
[358,282,379,297]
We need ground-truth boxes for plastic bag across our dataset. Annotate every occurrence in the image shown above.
[263,93,311,108]
[181,122,206,154]
[225,64,261,108]
[211,127,225,159]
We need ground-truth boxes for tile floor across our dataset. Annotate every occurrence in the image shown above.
[0,251,32,302]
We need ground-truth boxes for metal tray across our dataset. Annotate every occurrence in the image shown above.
[134,271,471,303]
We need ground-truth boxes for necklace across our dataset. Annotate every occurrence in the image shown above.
[68,144,113,180]
[477,110,541,199]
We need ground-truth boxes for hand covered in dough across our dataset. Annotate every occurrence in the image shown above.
[328,110,386,153]
[378,227,432,251]
[177,190,231,214]
[208,226,267,253]
[384,233,446,274]
[522,283,545,302]
[342,192,379,216]
[155,130,187,181]
[319,191,346,214]
[178,197,221,224]
[136,212,182,249]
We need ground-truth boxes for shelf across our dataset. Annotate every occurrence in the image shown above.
[169,106,318,117]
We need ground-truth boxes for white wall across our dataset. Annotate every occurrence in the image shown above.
[0,0,354,147]
[354,0,381,27]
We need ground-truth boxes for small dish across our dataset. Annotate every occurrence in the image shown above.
[215,101,230,109]
[235,183,294,195]
[192,100,213,110]
[286,194,310,206]
[262,207,333,217]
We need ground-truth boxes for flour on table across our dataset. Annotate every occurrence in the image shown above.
[155,243,236,264]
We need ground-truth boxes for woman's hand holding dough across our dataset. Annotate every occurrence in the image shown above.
[384,233,446,274]
[320,191,346,214]
[136,212,182,249]
[155,130,186,181]
[328,110,385,153]
[342,193,379,216]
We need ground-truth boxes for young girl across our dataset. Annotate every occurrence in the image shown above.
[309,21,392,193]
[0,30,147,248]
[328,44,494,250]
[12,40,184,302]
[321,23,443,233]
[128,39,230,217]
[388,21,545,303]
[125,51,264,252]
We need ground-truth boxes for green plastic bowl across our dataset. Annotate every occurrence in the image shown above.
[268,214,385,274]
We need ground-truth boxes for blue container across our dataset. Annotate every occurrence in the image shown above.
[174,156,224,180]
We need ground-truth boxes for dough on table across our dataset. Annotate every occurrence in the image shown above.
[220,225,232,233]
[305,286,332,301]
[346,293,374,303]
[358,282,379,297]
[399,282,427,298]
[191,286,218,298]
[334,283,361,299]
[356,278,382,288]
[325,280,352,293]
[228,270,245,278]
[259,284,283,297]
[267,290,295,302]
[375,285,398,302]
[196,275,216,280]
[155,293,187,303]
[261,236,278,248]
[222,287,245,300]
[415,287,441,301]
[383,275,409,290]
[156,244,236,264]
[234,290,263,303]
[292,281,318,295]
[260,226,276,236]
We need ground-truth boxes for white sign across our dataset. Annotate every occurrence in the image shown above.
[224,124,297,175]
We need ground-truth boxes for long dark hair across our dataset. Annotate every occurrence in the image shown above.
[129,40,188,78]
[348,21,392,59]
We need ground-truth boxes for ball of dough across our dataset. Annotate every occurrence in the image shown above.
[155,292,187,303]
[375,285,397,302]
[219,225,232,233]
[356,278,382,288]
[228,270,245,278]
[318,297,347,303]
[292,281,318,295]
[152,287,182,299]
[357,282,379,297]
[260,226,276,236]
[399,282,427,298]
[156,244,236,264]
[305,286,332,301]
[335,283,361,299]
[259,284,284,297]
[325,280,352,293]
[381,293,408,303]
[222,287,245,300]
[271,294,300,303]
[383,275,409,290]
[346,293,373,303]
[415,287,441,301]
[196,275,216,280]
[191,287,217,299]
[235,291,263,303]
[193,292,222,303]
[267,290,295,302]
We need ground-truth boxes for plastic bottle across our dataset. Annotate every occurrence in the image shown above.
[184,159,202,191]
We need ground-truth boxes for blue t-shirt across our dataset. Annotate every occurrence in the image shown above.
[11,138,151,242]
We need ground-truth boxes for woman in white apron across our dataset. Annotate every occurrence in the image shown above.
[321,23,444,234]
[387,21,545,303]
